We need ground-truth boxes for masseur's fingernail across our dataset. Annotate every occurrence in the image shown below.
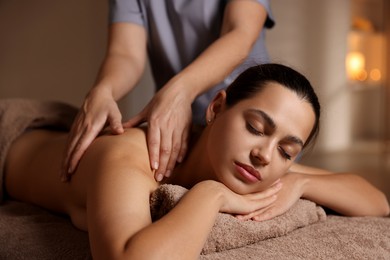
[153,161,159,170]
[166,170,172,177]
[156,174,163,182]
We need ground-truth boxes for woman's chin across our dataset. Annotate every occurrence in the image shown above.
[223,178,258,195]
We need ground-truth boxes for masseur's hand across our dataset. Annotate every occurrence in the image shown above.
[123,83,192,182]
[238,173,306,221]
[61,87,124,181]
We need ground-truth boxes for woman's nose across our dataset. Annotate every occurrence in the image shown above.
[250,145,272,166]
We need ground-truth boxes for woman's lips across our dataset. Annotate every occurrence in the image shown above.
[234,161,262,183]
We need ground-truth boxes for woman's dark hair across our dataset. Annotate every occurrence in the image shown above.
[225,63,320,150]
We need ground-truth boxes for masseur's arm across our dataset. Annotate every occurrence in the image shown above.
[61,23,147,180]
[123,0,268,181]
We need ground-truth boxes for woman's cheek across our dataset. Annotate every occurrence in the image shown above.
[273,166,290,181]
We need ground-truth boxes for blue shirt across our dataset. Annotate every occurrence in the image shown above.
[110,0,274,124]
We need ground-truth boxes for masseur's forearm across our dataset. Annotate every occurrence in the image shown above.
[93,53,145,100]
[125,181,223,260]
[93,24,147,100]
[169,1,266,100]
[302,173,390,217]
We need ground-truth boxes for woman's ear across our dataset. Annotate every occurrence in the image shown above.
[206,90,227,124]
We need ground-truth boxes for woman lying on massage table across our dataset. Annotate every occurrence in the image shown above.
[4,64,389,260]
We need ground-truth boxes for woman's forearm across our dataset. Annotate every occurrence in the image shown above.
[125,181,224,260]
[302,173,390,217]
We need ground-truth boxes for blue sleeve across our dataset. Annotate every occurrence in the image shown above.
[255,0,275,28]
[109,0,145,26]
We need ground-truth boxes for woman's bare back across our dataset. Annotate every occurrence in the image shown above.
[4,128,156,231]
[5,130,72,210]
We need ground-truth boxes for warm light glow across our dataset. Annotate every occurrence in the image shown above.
[356,69,368,81]
[346,30,385,85]
[369,68,381,81]
[346,52,366,81]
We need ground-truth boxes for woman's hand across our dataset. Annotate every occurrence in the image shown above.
[61,87,124,181]
[236,173,306,221]
[122,82,193,182]
[218,180,283,216]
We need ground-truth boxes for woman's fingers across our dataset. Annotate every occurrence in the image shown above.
[251,208,278,221]
[245,181,282,200]
[233,182,283,219]
[236,207,270,221]
[221,182,282,215]
[242,202,286,222]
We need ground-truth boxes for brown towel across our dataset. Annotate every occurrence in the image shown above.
[150,184,326,254]
[0,200,91,260]
[0,98,77,202]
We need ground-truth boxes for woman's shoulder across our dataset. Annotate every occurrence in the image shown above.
[89,127,150,168]
[96,126,148,152]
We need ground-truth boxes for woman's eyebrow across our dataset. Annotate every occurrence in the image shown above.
[248,109,276,130]
[247,109,304,147]
[285,135,304,148]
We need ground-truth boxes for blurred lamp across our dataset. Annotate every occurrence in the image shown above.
[346,17,385,85]
[346,51,366,81]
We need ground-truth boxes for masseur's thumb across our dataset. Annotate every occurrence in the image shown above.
[122,112,146,129]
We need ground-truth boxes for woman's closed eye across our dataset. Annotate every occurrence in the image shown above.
[278,146,292,160]
[246,119,294,160]
[246,122,264,136]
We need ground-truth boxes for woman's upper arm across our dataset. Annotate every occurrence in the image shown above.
[81,130,157,259]
[87,169,155,260]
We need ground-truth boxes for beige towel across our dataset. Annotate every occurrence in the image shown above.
[150,184,326,254]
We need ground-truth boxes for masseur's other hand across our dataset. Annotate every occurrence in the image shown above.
[123,84,192,182]
[61,87,124,181]
[237,173,305,221]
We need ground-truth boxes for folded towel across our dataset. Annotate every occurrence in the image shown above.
[0,98,77,202]
[150,184,326,254]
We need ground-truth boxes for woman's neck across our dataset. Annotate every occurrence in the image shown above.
[166,126,216,189]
